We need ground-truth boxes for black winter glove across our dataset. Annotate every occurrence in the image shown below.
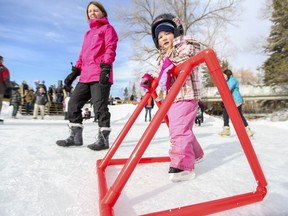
[64,66,80,92]
[99,63,111,86]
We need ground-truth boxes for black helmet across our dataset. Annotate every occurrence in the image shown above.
[151,13,184,49]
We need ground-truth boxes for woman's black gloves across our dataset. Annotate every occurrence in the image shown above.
[63,63,110,92]
[100,63,111,86]
[64,66,80,92]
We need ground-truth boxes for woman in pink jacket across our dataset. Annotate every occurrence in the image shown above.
[148,14,204,182]
[56,1,118,151]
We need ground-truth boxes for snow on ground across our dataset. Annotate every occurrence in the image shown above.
[0,102,288,216]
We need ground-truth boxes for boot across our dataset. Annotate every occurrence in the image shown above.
[87,127,111,151]
[246,126,254,137]
[56,123,83,147]
[218,126,231,136]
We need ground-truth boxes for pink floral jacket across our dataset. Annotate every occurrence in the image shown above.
[156,35,201,101]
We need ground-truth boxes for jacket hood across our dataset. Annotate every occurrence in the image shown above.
[89,17,109,29]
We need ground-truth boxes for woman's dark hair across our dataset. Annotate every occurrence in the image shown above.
[223,69,233,80]
[86,1,108,20]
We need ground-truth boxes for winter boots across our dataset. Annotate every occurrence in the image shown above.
[218,126,254,137]
[218,126,231,136]
[87,127,111,151]
[56,125,111,150]
[245,126,254,137]
[56,123,83,147]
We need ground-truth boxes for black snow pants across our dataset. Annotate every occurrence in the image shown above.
[68,82,111,127]
[223,104,248,127]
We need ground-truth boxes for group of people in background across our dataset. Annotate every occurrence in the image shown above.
[0,76,70,120]
[1,1,254,183]
[8,81,49,119]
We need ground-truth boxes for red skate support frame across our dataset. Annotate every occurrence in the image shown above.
[97,48,267,216]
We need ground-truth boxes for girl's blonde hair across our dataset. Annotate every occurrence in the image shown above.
[86,1,108,20]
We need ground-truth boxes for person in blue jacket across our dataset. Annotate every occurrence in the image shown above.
[218,69,253,137]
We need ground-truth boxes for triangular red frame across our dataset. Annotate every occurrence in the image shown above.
[96,49,267,216]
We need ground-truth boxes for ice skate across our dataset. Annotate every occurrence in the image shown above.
[168,167,195,182]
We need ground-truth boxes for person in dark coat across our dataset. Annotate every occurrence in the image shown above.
[10,86,21,118]
[32,87,48,119]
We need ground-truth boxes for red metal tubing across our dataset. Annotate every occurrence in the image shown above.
[205,51,267,188]
[97,160,114,216]
[142,190,266,216]
[97,48,268,216]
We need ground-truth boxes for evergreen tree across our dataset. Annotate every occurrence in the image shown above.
[263,0,288,85]
[123,87,129,101]
[201,65,214,87]
[201,59,229,87]
[131,83,137,101]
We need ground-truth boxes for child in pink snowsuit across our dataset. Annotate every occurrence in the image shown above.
[151,13,204,182]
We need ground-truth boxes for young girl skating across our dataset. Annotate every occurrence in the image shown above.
[145,14,204,182]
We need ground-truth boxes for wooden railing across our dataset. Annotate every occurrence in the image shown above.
[19,102,64,116]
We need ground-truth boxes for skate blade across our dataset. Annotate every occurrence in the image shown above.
[169,170,195,182]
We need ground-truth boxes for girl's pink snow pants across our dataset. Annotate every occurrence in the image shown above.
[167,99,204,171]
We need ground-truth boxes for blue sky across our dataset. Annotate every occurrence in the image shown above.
[0,0,270,98]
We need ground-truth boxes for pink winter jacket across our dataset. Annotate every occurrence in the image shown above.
[75,17,118,84]
[157,35,201,101]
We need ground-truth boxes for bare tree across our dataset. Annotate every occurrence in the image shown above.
[233,68,258,85]
[116,0,242,70]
